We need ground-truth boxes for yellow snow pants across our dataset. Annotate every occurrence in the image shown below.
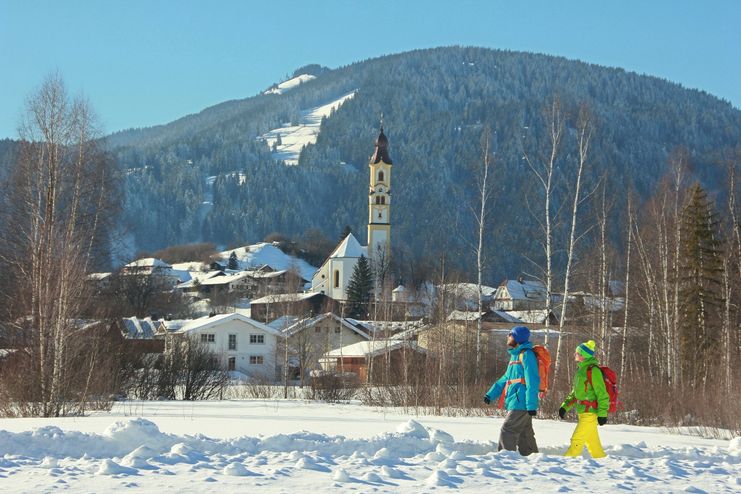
[564,412,606,458]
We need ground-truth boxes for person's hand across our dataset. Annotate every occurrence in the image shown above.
[558,407,566,419]
[597,416,607,426]
[528,410,536,416]
[483,396,491,405]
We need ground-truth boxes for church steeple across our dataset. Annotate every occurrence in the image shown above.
[368,124,392,267]
[370,126,392,165]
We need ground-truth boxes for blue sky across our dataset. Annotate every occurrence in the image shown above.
[1,0,739,138]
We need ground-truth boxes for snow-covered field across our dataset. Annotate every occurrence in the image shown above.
[0,400,738,493]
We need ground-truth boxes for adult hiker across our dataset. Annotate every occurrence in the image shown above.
[558,340,609,458]
[483,325,540,456]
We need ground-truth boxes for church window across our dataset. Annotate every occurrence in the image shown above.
[334,270,340,288]
[380,196,386,205]
[375,196,381,204]
[378,171,384,182]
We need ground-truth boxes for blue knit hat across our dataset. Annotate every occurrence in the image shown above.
[509,325,530,344]
[577,340,596,357]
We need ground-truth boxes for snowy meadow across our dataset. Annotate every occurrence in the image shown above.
[0,399,738,493]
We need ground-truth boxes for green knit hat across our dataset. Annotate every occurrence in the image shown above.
[577,340,596,358]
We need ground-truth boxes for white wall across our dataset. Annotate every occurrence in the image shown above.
[186,318,277,380]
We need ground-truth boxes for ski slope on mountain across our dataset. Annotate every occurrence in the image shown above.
[263,74,317,95]
[260,91,356,165]
[0,400,737,493]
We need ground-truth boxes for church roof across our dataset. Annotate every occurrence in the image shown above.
[370,127,392,165]
[330,233,366,259]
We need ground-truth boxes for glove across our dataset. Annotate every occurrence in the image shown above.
[597,416,607,426]
[558,407,566,419]
[528,410,536,416]
[483,396,491,405]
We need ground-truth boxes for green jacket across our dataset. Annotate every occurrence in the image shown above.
[560,357,610,418]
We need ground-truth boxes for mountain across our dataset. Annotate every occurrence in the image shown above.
[69,47,741,281]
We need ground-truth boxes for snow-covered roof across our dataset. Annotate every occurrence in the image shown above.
[250,292,322,305]
[497,279,547,301]
[323,339,424,358]
[447,310,486,322]
[174,313,281,337]
[217,242,316,281]
[439,283,497,298]
[500,310,555,324]
[345,318,426,336]
[157,319,193,333]
[281,313,370,339]
[331,233,366,259]
[170,261,207,272]
[267,315,300,331]
[491,310,523,323]
[121,317,159,339]
[87,272,111,281]
[178,271,252,289]
[124,258,172,269]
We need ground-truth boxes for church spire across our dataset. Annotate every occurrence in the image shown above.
[370,123,392,165]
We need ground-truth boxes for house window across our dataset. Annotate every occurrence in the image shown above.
[378,171,384,182]
[315,327,322,333]
[334,270,340,288]
[250,334,265,344]
[250,355,264,365]
[227,356,236,371]
[200,333,215,343]
[228,334,237,350]
[334,327,341,334]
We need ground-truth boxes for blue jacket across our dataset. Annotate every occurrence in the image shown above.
[485,342,540,411]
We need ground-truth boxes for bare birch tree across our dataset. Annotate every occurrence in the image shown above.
[0,74,118,416]
[472,129,495,380]
[522,97,564,347]
[553,104,594,382]
[620,191,634,380]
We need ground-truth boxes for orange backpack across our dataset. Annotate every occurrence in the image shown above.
[529,345,552,395]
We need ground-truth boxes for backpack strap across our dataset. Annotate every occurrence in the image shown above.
[584,364,596,393]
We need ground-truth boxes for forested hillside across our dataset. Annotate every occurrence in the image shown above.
[88,47,741,280]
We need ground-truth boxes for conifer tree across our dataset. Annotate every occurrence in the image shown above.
[346,255,373,318]
[227,251,238,270]
[678,184,723,387]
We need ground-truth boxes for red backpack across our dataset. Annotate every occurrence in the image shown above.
[497,345,552,409]
[586,365,621,413]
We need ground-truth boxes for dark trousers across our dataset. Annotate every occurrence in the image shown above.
[498,410,539,456]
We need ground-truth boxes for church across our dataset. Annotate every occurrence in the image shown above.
[310,127,393,300]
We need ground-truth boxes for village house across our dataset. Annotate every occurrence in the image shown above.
[275,312,372,381]
[167,313,280,379]
[318,339,427,383]
[249,292,335,323]
[491,278,548,311]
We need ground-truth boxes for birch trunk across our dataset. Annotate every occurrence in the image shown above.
[523,97,563,348]
[554,105,592,383]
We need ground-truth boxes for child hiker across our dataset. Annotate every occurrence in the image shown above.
[558,340,609,458]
